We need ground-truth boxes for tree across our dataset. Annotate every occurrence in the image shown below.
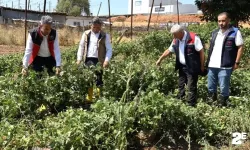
[56,0,90,16]
[195,0,250,26]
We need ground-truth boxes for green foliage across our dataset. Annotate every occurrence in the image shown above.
[188,22,217,46]
[195,0,250,26]
[56,0,90,16]
[0,25,250,149]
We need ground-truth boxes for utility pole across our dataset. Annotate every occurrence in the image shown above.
[25,0,27,47]
[49,1,51,12]
[38,3,40,11]
[108,0,112,43]
[18,0,20,9]
[147,0,154,31]
[12,1,13,8]
[43,0,46,14]
[131,0,133,40]
[97,2,102,16]
[28,0,30,10]
[177,0,180,24]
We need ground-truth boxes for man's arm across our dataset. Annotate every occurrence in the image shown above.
[104,34,112,62]
[22,34,33,69]
[199,49,205,71]
[234,30,244,70]
[77,32,86,64]
[156,49,172,64]
[194,35,205,71]
[235,45,244,63]
[234,45,244,70]
[54,31,61,68]
[156,41,174,66]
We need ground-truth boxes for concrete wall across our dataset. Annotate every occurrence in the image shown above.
[128,0,150,14]
[172,4,198,14]
[0,17,3,24]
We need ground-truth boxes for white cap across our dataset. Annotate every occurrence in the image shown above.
[170,24,184,33]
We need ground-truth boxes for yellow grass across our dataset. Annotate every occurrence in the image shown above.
[0,25,83,46]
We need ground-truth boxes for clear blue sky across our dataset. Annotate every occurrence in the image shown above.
[0,0,195,15]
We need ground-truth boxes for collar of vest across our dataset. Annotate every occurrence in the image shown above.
[37,26,44,38]
[174,31,195,44]
[85,30,106,39]
[214,26,237,34]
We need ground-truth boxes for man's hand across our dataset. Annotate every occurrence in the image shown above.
[56,67,61,75]
[76,60,81,65]
[156,59,162,66]
[233,63,239,70]
[22,68,28,76]
[201,66,205,72]
[103,61,109,68]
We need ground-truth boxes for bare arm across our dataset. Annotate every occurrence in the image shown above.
[199,49,205,71]
[156,49,172,66]
[235,45,244,63]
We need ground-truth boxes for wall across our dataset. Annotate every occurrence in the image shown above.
[66,17,93,27]
[172,4,198,14]
[0,8,66,24]
[128,0,150,14]
[151,5,175,14]
[128,0,198,15]
[0,17,3,24]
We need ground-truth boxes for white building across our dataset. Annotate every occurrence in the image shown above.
[66,16,93,27]
[128,0,198,14]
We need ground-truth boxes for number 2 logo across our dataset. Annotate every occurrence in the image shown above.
[232,132,247,145]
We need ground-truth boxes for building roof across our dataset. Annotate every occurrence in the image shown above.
[66,16,94,19]
[0,6,66,16]
[149,0,182,7]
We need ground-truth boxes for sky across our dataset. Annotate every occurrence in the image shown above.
[0,0,195,15]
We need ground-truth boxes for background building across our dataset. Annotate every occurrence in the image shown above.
[128,0,198,14]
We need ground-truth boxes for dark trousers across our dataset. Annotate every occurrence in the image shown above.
[177,65,198,105]
[85,57,103,87]
[32,56,56,76]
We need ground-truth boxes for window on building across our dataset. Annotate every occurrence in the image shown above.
[135,1,142,6]
[73,21,80,26]
[155,7,165,12]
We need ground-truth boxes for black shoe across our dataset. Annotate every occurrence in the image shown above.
[218,95,229,107]
[207,92,217,105]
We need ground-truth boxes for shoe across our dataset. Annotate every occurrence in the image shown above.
[86,87,94,103]
[218,94,229,107]
[207,92,217,105]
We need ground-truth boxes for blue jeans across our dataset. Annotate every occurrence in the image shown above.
[207,68,233,97]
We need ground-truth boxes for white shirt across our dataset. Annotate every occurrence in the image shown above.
[168,31,203,65]
[77,31,112,62]
[22,31,61,68]
[88,31,100,58]
[38,35,51,57]
[208,29,244,68]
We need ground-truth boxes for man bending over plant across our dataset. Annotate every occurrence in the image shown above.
[77,17,112,103]
[156,24,205,106]
[22,15,61,76]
